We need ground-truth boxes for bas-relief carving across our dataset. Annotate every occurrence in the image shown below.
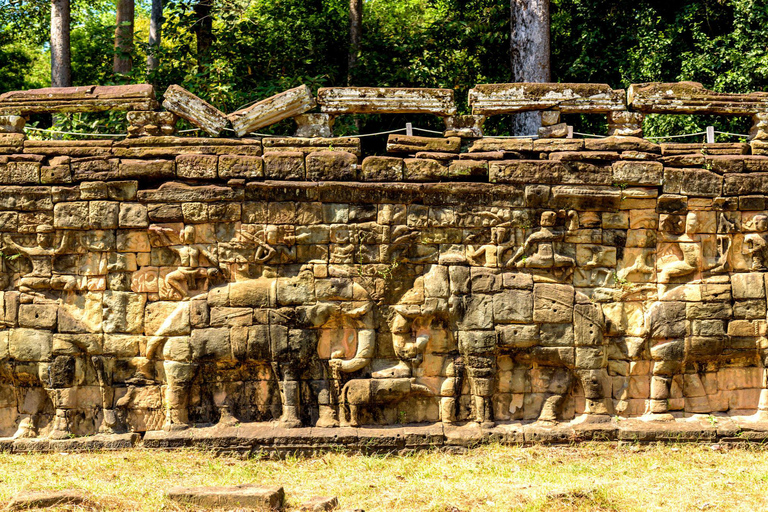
[2,194,768,438]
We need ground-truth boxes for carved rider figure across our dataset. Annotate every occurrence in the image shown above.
[508,211,575,273]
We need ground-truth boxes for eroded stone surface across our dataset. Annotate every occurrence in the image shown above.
[167,484,284,510]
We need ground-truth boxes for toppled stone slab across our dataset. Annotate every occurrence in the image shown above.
[167,484,284,510]
[469,83,626,115]
[229,85,316,137]
[318,87,456,116]
[162,85,228,136]
[299,496,339,511]
[0,84,158,115]
[628,81,768,115]
[6,490,89,510]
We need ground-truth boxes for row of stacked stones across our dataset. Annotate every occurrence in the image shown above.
[0,81,766,440]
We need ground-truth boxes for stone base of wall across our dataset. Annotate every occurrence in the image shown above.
[3,417,768,454]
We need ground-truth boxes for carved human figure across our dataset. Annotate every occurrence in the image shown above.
[152,225,219,300]
[508,211,575,274]
[711,212,738,273]
[2,224,72,294]
[656,213,701,296]
[744,214,768,271]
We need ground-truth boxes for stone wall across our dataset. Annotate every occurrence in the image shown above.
[2,128,768,441]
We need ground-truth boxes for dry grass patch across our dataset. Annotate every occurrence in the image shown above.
[0,442,766,511]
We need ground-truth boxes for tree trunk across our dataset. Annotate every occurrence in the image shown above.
[147,0,163,72]
[114,0,135,74]
[51,0,71,88]
[347,0,363,85]
[510,0,550,136]
[194,0,214,70]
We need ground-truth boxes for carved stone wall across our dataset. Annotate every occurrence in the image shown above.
[2,131,768,441]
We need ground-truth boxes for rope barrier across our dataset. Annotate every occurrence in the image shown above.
[714,130,749,138]
[412,127,443,135]
[22,124,751,142]
[644,131,707,140]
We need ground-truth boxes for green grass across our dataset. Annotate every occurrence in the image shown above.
[0,442,767,511]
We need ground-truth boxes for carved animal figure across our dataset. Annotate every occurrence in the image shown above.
[146,268,376,430]
[496,282,613,422]
[644,273,768,418]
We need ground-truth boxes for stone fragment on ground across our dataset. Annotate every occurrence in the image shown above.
[298,496,339,511]
[167,484,284,510]
[6,490,89,510]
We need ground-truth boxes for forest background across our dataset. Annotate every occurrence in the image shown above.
[1,0,767,139]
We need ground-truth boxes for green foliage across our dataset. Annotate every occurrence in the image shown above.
[2,0,768,138]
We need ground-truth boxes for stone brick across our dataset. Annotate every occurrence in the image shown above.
[218,155,264,179]
[176,154,218,179]
[306,151,356,181]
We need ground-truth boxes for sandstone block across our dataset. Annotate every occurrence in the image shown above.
[119,159,175,179]
[263,151,305,180]
[387,135,461,154]
[229,85,315,137]
[361,156,403,181]
[533,284,574,324]
[219,155,264,179]
[18,304,57,330]
[162,84,228,136]
[119,203,148,228]
[318,87,455,115]
[176,154,217,179]
[89,201,119,229]
[54,201,89,229]
[305,151,356,181]
[612,160,663,186]
[10,328,52,361]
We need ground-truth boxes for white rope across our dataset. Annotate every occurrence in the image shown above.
[645,131,707,140]
[412,127,443,135]
[573,132,604,138]
[24,126,127,137]
[714,130,749,138]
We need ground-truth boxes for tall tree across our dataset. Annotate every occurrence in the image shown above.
[147,0,163,72]
[347,0,362,85]
[194,0,214,70]
[114,0,135,74]
[50,0,71,87]
[510,0,550,136]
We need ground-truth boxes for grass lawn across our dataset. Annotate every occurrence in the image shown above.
[0,442,766,511]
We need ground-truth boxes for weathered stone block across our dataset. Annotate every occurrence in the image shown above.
[119,159,175,179]
[361,156,404,181]
[176,154,218,179]
[218,155,264,179]
[167,485,284,511]
[305,151,356,181]
[54,201,89,229]
[533,284,574,324]
[9,328,52,361]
